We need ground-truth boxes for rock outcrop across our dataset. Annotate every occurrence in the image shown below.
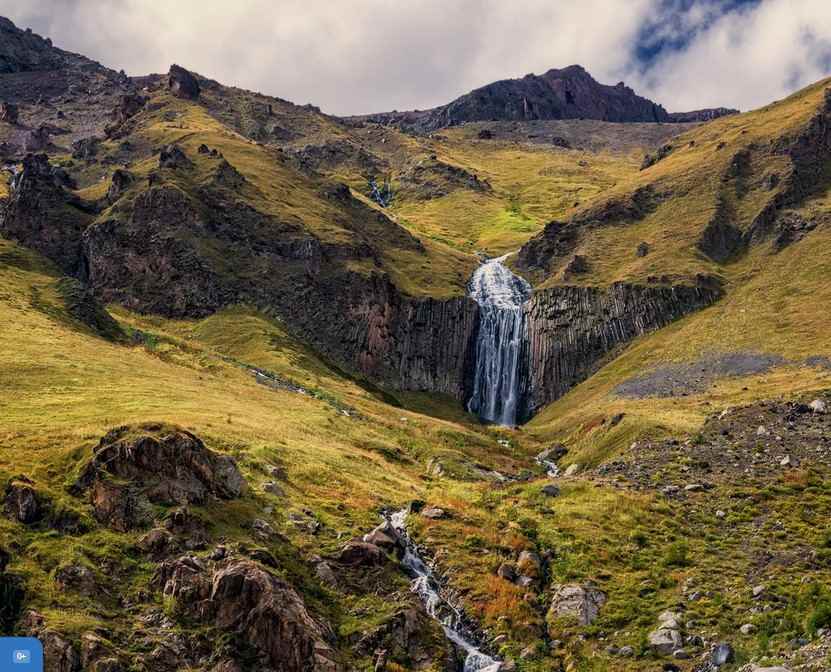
[356,65,735,132]
[523,278,722,415]
[0,153,94,276]
[154,556,339,671]
[72,423,245,530]
[168,64,200,100]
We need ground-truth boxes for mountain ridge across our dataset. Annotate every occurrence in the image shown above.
[353,64,738,131]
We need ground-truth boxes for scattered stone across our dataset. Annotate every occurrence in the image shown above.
[757,425,769,436]
[684,483,705,492]
[636,241,650,257]
[649,627,683,655]
[752,585,766,598]
[477,129,493,140]
[337,541,387,567]
[420,506,447,519]
[780,455,796,467]
[672,648,689,659]
[497,562,517,583]
[809,398,827,414]
[541,484,561,497]
[564,463,581,477]
[547,584,606,625]
[739,623,756,635]
[55,563,98,596]
[711,642,735,666]
[618,645,634,657]
[159,144,192,170]
[715,510,726,519]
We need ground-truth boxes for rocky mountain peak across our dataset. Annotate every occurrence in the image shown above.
[355,64,738,131]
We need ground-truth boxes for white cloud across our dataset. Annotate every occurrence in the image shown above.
[0,0,830,115]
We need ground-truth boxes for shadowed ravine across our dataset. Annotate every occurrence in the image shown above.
[466,254,532,426]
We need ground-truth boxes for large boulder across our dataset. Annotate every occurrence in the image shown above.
[72,423,246,530]
[168,64,200,100]
[649,627,683,655]
[155,556,339,671]
[547,583,606,626]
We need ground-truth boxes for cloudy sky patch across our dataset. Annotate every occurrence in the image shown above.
[2,0,830,115]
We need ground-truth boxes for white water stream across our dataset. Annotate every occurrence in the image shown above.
[466,254,532,426]
[389,510,501,672]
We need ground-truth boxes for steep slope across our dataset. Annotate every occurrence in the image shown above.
[509,77,831,416]
[357,65,737,132]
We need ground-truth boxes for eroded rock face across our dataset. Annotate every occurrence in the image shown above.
[155,556,339,671]
[522,278,722,415]
[73,423,245,530]
[0,153,93,275]
[168,64,200,100]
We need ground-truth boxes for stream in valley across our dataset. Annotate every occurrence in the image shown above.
[389,509,501,672]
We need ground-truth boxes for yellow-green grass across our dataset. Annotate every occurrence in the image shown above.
[531,77,831,289]
[526,220,831,466]
[390,140,640,255]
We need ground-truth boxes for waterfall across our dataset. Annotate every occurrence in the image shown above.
[389,510,501,672]
[466,254,532,426]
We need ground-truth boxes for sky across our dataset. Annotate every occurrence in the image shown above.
[2,0,831,116]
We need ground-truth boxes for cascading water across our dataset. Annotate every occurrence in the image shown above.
[389,510,501,672]
[466,254,532,426]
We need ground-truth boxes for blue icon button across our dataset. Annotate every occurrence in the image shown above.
[12,650,30,664]
[0,639,42,670]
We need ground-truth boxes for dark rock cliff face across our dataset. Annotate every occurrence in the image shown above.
[290,271,480,398]
[356,65,737,132]
[522,279,722,415]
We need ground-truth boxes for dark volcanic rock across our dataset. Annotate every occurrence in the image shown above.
[168,64,200,100]
[73,423,246,530]
[71,136,100,160]
[158,144,192,169]
[155,556,339,671]
[667,107,739,123]
[0,153,94,276]
[0,101,18,124]
[697,197,743,263]
[363,65,671,131]
[523,278,722,414]
[106,168,132,203]
[4,479,43,524]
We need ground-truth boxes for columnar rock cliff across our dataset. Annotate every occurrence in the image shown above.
[522,279,722,415]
